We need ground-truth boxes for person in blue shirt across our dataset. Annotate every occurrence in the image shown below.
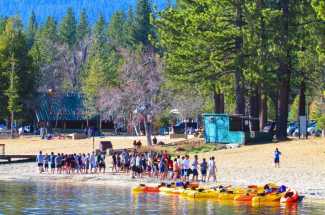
[274,148,282,168]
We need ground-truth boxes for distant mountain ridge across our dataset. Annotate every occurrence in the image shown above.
[0,0,171,25]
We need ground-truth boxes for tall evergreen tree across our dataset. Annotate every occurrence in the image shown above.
[77,9,90,41]
[26,11,38,48]
[132,0,153,46]
[107,11,126,47]
[92,14,106,54]
[0,17,35,123]
[59,8,77,48]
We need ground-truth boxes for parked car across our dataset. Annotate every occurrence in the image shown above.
[0,124,8,133]
[307,121,322,136]
[287,122,298,136]
[291,121,319,137]
[172,122,198,134]
[263,121,276,133]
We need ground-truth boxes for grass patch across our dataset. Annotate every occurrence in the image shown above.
[137,140,220,157]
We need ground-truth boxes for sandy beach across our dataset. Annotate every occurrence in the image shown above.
[0,136,325,201]
[0,135,184,155]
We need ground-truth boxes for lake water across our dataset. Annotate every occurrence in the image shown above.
[0,181,325,215]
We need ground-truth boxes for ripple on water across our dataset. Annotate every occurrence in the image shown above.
[0,181,325,215]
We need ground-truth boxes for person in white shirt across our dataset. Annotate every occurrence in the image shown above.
[90,152,97,173]
[36,151,44,173]
[208,156,216,182]
[183,155,190,181]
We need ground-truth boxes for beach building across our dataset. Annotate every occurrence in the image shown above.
[35,92,114,131]
[203,113,273,145]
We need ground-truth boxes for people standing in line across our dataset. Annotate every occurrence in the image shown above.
[200,158,208,182]
[36,151,44,173]
[208,156,216,182]
[274,148,282,168]
[191,155,199,182]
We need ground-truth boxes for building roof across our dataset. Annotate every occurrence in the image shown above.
[35,92,89,122]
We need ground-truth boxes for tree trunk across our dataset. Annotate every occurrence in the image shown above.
[235,0,245,115]
[213,89,225,113]
[144,114,152,145]
[276,0,291,140]
[259,93,268,131]
[99,114,102,132]
[10,111,14,138]
[276,69,290,140]
[298,80,306,139]
[298,80,306,116]
[249,87,260,131]
[184,119,188,139]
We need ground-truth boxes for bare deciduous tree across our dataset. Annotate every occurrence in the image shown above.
[98,47,164,145]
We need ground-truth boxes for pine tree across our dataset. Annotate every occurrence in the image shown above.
[133,0,153,46]
[77,9,90,41]
[107,11,126,47]
[26,11,38,48]
[0,18,35,124]
[59,8,77,48]
[42,16,58,41]
[92,14,106,55]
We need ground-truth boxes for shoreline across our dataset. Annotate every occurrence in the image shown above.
[1,162,325,203]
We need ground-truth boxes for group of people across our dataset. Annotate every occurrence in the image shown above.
[36,151,106,174]
[112,150,217,182]
[36,144,282,183]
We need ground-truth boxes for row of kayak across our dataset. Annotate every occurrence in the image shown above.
[132,183,299,204]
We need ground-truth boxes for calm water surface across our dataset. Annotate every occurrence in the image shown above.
[0,181,325,215]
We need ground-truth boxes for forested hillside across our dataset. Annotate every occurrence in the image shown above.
[0,0,171,25]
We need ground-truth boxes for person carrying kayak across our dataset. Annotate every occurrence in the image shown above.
[274,148,282,168]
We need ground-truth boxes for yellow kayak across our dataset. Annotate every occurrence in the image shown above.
[170,187,186,195]
[132,186,145,193]
[218,192,237,200]
[185,189,219,199]
[252,193,283,204]
[218,187,247,201]
[159,187,175,193]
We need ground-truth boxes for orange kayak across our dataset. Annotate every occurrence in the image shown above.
[234,193,256,202]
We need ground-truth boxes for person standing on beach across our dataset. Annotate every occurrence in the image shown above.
[200,158,207,182]
[36,151,44,173]
[274,148,282,168]
[183,155,190,182]
[191,155,199,182]
[208,157,216,182]
[90,152,97,173]
[43,153,49,173]
[49,152,55,174]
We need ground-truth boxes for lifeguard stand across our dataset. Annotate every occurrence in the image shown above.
[203,113,245,145]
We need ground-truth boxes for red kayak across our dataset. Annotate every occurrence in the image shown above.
[143,186,160,193]
[280,188,299,203]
